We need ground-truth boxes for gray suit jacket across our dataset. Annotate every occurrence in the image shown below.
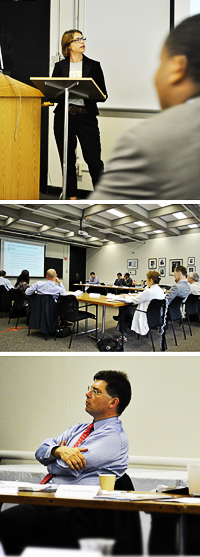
[166,280,191,305]
[90,97,200,200]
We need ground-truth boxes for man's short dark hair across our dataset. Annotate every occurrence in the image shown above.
[124,272,130,278]
[90,271,95,275]
[93,370,131,415]
[117,272,122,276]
[165,14,200,85]
[175,265,187,277]
[0,270,6,277]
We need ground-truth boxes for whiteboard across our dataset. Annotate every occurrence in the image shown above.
[84,0,170,110]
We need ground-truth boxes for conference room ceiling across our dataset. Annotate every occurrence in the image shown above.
[0,203,199,248]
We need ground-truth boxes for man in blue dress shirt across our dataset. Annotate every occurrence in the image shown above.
[0,371,142,555]
[26,268,67,300]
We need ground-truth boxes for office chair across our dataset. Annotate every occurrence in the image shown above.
[185,294,200,336]
[8,289,27,328]
[27,294,59,340]
[54,294,97,349]
[135,298,167,352]
[0,285,12,318]
[167,296,186,346]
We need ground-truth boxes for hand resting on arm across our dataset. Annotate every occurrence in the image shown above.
[51,440,88,471]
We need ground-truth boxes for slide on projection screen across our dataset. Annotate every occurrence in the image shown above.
[1,240,45,278]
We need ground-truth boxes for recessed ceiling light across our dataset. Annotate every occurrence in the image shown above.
[107,209,127,218]
[188,224,198,228]
[55,227,70,232]
[134,221,147,226]
[19,219,41,225]
[172,212,187,219]
[153,230,162,233]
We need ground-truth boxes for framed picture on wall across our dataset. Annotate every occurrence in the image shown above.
[130,269,137,275]
[159,267,166,277]
[148,258,157,269]
[158,258,166,267]
[127,259,138,269]
[187,257,195,265]
[187,266,196,274]
[169,259,183,275]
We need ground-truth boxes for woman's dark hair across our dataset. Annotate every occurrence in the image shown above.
[15,270,30,287]
[165,14,200,85]
[61,29,83,58]
[93,370,131,415]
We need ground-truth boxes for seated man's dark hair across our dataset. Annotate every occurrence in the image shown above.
[0,270,6,277]
[93,370,131,415]
[90,271,95,275]
[165,14,200,85]
[175,265,187,277]
[117,272,122,276]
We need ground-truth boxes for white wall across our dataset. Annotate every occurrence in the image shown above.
[1,354,200,459]
[86,230,200,286]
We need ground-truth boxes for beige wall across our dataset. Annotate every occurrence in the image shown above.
[86,230,200,286]
[1,355,200,459]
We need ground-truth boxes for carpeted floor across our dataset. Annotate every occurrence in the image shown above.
[0,306,199,353]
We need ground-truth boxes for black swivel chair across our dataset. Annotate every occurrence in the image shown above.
[27,294,59,340]
[135,298,167,352]
[8,289,27,328]
[54,295,97,349]
[0,285,12,318]
[185,294,200,336]
[167,296,186,346]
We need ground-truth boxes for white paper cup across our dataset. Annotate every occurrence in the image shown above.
[79,538,115,554]
[99,474,116,491]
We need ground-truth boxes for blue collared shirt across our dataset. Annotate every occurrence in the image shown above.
[35,417,129,485]
[26,280,67,300]
[0,277,14,291]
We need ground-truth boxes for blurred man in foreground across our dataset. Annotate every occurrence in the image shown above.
[90,15,200,200]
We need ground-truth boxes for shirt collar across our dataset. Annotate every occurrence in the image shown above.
[94,416,119,430]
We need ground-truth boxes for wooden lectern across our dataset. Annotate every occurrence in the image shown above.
[31,77,106,199]
[0,73,44,200]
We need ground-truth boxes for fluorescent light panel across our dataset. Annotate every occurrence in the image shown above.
[172,212,187,219]
[134,221,147,226]
[107,209,127,218]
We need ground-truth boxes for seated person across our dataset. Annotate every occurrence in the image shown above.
[0,370,142,556]
[0,270,14,291]
[117,271,165,341]
[166,265,191,305]
[89,271,99,284]
[26,268,66,300]
[187,272,200,295]
[122,272,132,288]
[114,272,123,286]
[15,269,30,294]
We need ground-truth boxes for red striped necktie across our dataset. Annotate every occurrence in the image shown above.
[41,423,94,484]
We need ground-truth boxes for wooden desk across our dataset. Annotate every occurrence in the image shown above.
[74,283,145,293]
[0,490,200,514]
[0,491,199,554]
[76,292,130,350]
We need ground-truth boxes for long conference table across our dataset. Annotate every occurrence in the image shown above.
[0,490,200,554]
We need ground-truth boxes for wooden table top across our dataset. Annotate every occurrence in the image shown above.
[75,292,131,308]
[1,491,200,515]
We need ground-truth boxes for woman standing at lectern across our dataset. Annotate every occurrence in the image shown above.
[52,29,108,199]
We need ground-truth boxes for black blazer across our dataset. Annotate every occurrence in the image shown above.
[52,54,108,116]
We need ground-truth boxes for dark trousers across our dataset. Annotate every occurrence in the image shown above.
[0,503,142,555]
[54,108,104,199]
